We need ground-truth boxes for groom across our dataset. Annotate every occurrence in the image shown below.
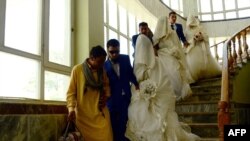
[169,11,190,48]
[104,39,139,141]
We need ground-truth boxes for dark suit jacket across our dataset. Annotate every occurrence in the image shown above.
[104,54,138,112]
[132,34,153,58]
[132,34,140,58]
[175,23,187,44]
[132,34,140,49]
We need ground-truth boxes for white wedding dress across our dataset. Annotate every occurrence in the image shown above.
[184,15,221,82]
[153,16,193,101]
[125,33,200,141]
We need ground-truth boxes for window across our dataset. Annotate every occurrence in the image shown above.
[4,0,41,55]
[214,13,224,20]
[238,0,250,8]
[0,0,73,102]
[104,0,156,65]
[226,12,236,19]
[119,6,127,35]
[162,0,250,21]
[238,9,250,18]
[108,0,118,29]
[104,0,139,64]
[200,0,211,13]
[212,0,223,12]
[162,0,183,16]
[197,0,250,21]
[225,0,235,10]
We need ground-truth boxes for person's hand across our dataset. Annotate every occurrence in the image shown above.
[135,85,140,90]
[99,95,108,110]
[67,111,76,122]
[184,41,190,48]
[153,43,160,56]
[153,43,160,50]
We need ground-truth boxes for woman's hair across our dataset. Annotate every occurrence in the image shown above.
[89,45,107,58]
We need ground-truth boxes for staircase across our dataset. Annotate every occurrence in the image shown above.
[175,25,250,141]
[176,77,224,141]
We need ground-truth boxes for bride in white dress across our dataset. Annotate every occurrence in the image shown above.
[153,16,193,101]
[125,16,200,141]
[184,15,221,82]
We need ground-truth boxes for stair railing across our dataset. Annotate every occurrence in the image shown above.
[210,39,227,63]
[218,25,250,141]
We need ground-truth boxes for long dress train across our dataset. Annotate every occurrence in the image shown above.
[125,34,200,141]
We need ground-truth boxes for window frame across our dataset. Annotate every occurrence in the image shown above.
[198,0,250,21]
[0,0,74,103]
[104,0,139,63]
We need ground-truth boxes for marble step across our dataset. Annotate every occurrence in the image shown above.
[200,138,219,141]
[178,112,217,123]
[176,101,218,113]
[191,84,221,94]
[191,77,222,87]
[178,111,237,124]
[183,92,220,102]
[188,123,219,138]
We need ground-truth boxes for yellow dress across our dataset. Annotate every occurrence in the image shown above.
[66,63,113,141]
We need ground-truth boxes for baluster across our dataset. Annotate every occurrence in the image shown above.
[228,41,234,72]
[214,45,219,62]
[232,37,237,68]
[237,34,243,64]
[242,30,249,59]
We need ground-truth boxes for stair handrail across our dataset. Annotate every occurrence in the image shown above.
[218,24,250,141]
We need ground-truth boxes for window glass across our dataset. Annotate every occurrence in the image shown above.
[201,14,212,21]
[108,0,117,29]
[212,0,223,12]
[226,12,236,19]
[44,71,69,101]
[1,0,72,102]
[162,0,170,5]
[213,13,224,20]
[49,0,71,66]
[0,52,40,99]
[119,6,127,35]
[200,0,211,12]
[170,0,178,10]
[104,0,106,23]
[104,27,107,49]
[109,29,118,40]
[162,0,183,15]
[128,13,136,37]
[238,9,250,18]
[237,0,250,8]
[4,0,41,55]
[225,0,235,10]
[119,35,128,54]
[179,0,183,12]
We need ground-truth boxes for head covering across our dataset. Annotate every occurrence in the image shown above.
[186,15,200,28]
[134,34,155,69]
[153,16,171,46]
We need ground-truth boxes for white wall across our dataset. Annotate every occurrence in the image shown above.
[138,0,250,38]
[201,19,250,37]
[75,0,104,64]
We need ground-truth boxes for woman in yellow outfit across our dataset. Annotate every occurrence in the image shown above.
[66,45,113,141]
